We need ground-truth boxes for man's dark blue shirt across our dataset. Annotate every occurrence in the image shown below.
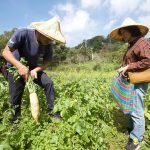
[7,28,53,69]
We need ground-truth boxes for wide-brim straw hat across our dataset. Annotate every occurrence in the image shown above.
[31,17,66,44]
[109,18,149,41]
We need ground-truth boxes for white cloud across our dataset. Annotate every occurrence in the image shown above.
[62,9,98,46]
[139,0,150,13]
[49,3,75,16]
[81,0,102,8]
[47,0,150,47]
[62,10,94,32]
[48,3,99,47]
[102,0,109,7]
[56,3,75,14]
[138,15,150,37]
[138,15,150,27]
[104,19,117,30]
[109,0,142,17]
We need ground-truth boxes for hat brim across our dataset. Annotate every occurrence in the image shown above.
[109,24,149,41]
[31,22,66,44]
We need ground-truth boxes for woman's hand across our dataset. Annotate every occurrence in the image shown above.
[118,65,129,77]
[30,69,37,79]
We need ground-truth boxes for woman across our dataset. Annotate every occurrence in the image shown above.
[109,18,150,150]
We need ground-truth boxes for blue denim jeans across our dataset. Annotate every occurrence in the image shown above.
[128,83,148,141]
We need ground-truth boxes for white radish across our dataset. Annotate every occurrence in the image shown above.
[30,92,40,123]
[26,75,40,123]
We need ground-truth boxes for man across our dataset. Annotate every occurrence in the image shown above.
[2,17,66,123]
[109,18,150,150]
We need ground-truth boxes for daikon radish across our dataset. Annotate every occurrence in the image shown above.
[29,92,39,123]
[26,75,40,123]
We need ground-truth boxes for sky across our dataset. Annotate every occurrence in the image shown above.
[0,0,150,47]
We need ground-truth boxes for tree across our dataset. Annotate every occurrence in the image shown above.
[86,35,105,52]
[52,42,69,65]
[0,28,17,51]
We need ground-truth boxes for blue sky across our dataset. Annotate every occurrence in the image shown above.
[0,0,150,47]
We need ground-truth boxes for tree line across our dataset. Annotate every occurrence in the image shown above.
[0,28,126,66]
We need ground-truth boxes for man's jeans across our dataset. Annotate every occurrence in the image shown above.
[6,71,55,123]
[128,83,148,141]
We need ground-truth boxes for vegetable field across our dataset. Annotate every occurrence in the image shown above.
[0,63,150,150]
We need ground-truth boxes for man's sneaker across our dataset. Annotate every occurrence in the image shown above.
[125,138,140,150]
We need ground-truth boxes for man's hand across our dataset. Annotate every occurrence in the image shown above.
[30,69,37,79]
[2,46,29,81]
[18,65,29,81]
[118,65,129,77]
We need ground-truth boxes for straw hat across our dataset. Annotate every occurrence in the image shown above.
[109,18,149,41]
[31,17,66,44]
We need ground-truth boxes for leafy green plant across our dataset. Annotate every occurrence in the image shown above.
[0,62,149,149]
[144,90,150,130]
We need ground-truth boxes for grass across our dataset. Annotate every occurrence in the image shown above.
[50,61,120,73]
[48,62,150,150]
[0,61,150,149]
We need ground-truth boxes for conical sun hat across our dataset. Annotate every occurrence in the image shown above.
[31,17,66,44]
[109,18,149,41]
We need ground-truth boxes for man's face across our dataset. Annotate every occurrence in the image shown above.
[120,29,132,42]
[38,32,54,45]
